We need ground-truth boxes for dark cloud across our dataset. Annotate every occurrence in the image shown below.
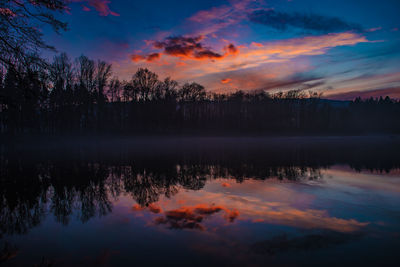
[153,36,230,60]
[259,77,325,91]
[224,44,239,55]
[146,53,161,62]
[154,204,224,231]
[131,36,238,62]
[248,9,362,33]
[131,204,239,231]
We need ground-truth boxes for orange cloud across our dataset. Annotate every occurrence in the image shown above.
[251,42,264,47]
[221,79,232,84]
[161,183,369,233]
[146,53,161,62]
[224,44,239,55]
[131,53,161,62]
[132,204,144,211]
[133,203,239,231]
[221,182,231,187]
[176,61,187,67]
[130,54,145,62]
[148,203,162,214]
[132,203,162,213]
[225,209,240,222]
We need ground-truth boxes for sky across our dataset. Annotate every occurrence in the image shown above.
[43,0,400,99]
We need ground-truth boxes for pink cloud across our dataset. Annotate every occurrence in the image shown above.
[70,0,119,16]
[187,0,262,36]
[82,5,91,12]
[365,27,382,32]
[325,71,400,99]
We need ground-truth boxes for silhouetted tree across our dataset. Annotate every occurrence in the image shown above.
[179,82,206,102]
[132,68,159,101]
[0,0,68,68]
[0,56,399,135]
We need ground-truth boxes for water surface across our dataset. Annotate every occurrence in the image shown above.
[1,137,400,266]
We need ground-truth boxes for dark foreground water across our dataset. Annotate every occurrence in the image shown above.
[1,136,400,266]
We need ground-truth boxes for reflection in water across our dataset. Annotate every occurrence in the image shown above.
[0,137,400,266]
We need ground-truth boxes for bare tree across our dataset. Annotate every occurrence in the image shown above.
[132,68,159,101]
[109,77,121,102]
[50,53,73,91]
[154,77,178,101]
[95,60,112,104]
[75,55,95,92]
[179,82,206,102]
[0,0,68,67]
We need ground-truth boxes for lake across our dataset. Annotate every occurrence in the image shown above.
[1,136,400,266]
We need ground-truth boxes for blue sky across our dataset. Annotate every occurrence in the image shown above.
[43,0,400,99]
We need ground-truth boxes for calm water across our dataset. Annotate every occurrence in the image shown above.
[1,137,400,266]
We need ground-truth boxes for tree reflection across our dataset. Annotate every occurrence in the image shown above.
[0,137,399,237]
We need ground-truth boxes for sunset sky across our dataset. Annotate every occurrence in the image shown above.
[44,0,400,99]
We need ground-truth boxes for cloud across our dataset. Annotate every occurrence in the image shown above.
[248,9,362,33]
[133,203,239,231]
[225,209,240,222]
[132,203,162,213]
[251,42,264,48]
[133,36,238,61]
[189,6,232,23]
[154,204,225,231]
[133,31,366,69]
[130,54,145,62]
[117,32,369,92]
[326,87,400,101]
[146,53,161,62]
[365,27,382,32]
[131,53,161,62]
[224,44,239,55]
[325,71,400,99]
[154,36,223,60]
[186,0,262,36]
[70,0,119,16]
[210,70,324,93]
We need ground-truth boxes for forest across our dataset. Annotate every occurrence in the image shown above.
[1,53,400,135]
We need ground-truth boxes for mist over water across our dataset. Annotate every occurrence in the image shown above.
[1,136,400,266]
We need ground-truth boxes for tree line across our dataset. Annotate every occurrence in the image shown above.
[1,53,400,135]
